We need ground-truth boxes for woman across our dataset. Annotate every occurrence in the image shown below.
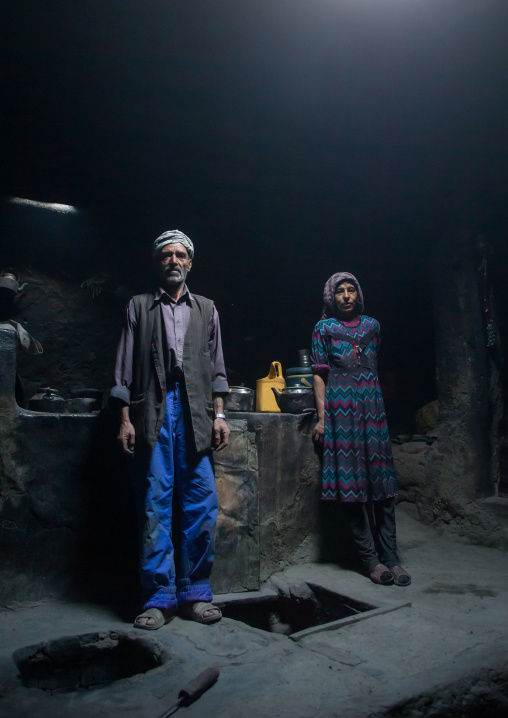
[311,272,410,586]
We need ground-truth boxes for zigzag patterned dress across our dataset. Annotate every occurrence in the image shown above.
[311,315,398,503]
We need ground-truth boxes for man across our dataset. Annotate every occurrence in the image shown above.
[110,229,230,629]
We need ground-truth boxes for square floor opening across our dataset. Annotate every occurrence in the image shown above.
[217,583,378,637]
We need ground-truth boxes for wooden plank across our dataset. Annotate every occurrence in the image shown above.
[214,588,278,607]
[289,601,412,642]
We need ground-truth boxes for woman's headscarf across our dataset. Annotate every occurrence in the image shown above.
[321,272,364,320]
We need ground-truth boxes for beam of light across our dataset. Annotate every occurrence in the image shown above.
[8,197,78,214]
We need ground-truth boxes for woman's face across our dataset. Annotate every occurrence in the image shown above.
[334,281,358,316]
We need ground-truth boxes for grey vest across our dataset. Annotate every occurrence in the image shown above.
[129,292,214,453]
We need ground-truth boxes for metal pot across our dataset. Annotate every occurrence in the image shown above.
[271,386,315,414]
[28,387,67,413]
[0,271,27,297]
[224,386,255,412]
[69,388,103,413]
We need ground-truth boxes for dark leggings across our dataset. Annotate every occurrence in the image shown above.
[343,498,399,570]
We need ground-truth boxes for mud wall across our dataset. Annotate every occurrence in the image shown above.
[9,268,124,408]
[433,232,493,500]
[391,229,508,547]
[393,440,508,549]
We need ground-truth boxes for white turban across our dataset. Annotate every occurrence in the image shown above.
[153,229,194,259]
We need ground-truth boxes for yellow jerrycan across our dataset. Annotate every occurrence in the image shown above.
[256,361,285,412]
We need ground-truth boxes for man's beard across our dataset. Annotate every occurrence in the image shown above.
[162,267,188,286]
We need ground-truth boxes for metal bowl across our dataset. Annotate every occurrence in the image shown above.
[224,386,255,412]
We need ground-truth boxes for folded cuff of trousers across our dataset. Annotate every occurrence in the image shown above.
[177,579,213,606]
[143,597,179,611]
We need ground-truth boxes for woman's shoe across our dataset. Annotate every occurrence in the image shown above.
[390,565,411,586]
[369,563,394,585]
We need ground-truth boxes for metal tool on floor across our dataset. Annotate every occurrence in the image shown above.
[158,667,220,717]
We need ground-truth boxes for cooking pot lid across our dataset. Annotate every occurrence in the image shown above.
[228,386,254,394]
[38,387,61,396]
[281,386,313,394]
[70,388,103,398]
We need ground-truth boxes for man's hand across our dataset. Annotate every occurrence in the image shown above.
[312,418,325,443]
[212,418,230,451]
[118,418,136,456]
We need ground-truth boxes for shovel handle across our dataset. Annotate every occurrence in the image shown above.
[178,667,220,706]
[158,667,220,718]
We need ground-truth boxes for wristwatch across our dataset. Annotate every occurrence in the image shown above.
[214,413,226,420]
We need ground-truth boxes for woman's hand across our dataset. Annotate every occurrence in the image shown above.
[312,419,325,443]
[312,374,326,444]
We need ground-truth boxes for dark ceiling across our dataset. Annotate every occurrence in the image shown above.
[2,0,508,409]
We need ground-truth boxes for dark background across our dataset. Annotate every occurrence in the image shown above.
[2,0,508,426]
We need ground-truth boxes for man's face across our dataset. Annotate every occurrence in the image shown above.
[156,243,192,287]
[334,281,358,315]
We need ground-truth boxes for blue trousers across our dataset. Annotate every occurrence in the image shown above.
[130,382,218,611]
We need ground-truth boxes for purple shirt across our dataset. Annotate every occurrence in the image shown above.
[111,285,229,405]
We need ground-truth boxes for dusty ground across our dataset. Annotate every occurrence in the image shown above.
[1,507,508,718]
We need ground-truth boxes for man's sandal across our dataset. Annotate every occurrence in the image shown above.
[369,563,394,585]
[180,601,222,625]
[133,607,174,630]
[390,565,411,586]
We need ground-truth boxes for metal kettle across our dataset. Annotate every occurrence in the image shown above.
[271,386,315,414]
[0,271,27,297]
[28,387,67,413]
